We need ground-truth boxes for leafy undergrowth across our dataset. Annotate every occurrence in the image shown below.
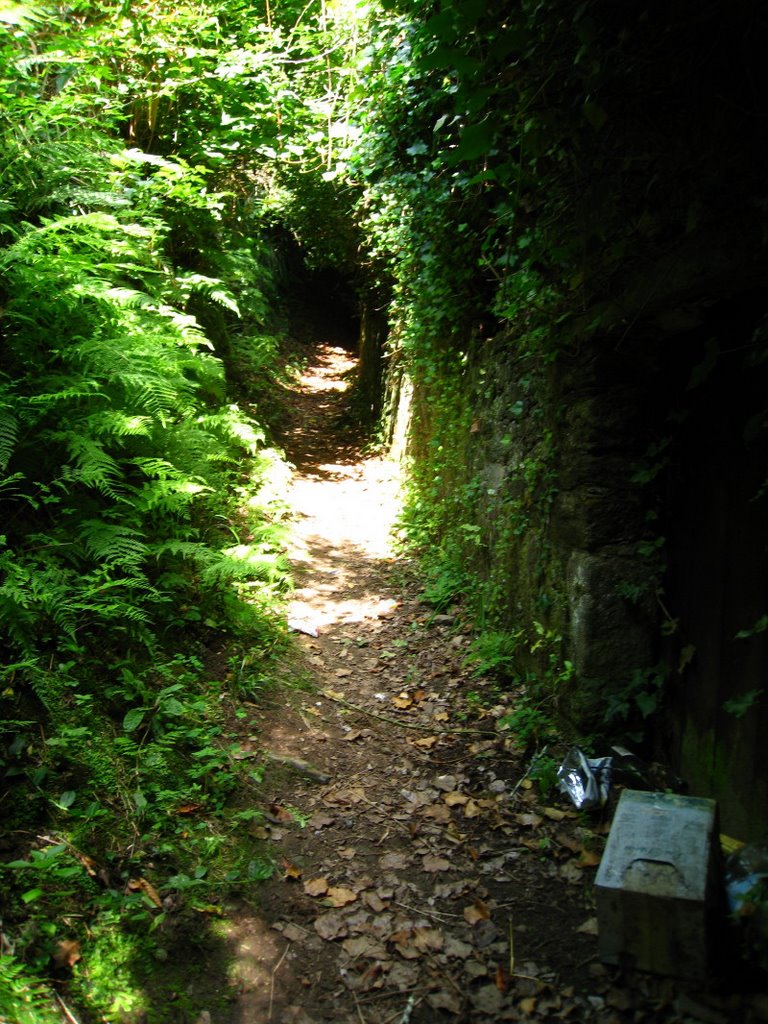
[0,633,310,1023]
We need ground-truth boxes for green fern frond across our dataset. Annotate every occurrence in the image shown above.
[0,545,160,653]
[0,561,78,641]
[152,539,207,559]
[155,304,213,348]
[116,371,187,415]
[72,570,160,629]
[0,574,36,649]
[198,406,265,457]
[27,379,104,406]
[55,187,133,211]
[63,436,124,497]
[40,211,154,243]
[131,460,212,514]
[131,457,185,479]
[0,472,26,498]
[119,147,181,170]
[172,349,227,399]
[70,335,195,413]
[150,539,288,595]
[103,286,162,310]
[88,411,153,440]
[133,478,208,516]
[178,272,241,316]
[0,411,18,471]
[0,953,61,1024]
[0,212,149,268]
[78,519,148,571]
[72,592,152,624]
[201,543,289,587]
[41,584,79,636]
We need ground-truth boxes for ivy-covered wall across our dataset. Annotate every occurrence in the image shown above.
[358,0,768,839]
[390,283,768,839]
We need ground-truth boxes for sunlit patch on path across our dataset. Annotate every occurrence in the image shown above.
[284,343,401,634]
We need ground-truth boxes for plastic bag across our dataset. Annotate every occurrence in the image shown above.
[725,843,768,968]
[725,844,768,914]
[557,747,612,810]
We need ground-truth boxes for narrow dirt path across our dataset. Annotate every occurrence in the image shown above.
[222,342,742,1024]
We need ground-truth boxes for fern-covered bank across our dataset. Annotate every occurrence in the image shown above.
[0,1,329,1016]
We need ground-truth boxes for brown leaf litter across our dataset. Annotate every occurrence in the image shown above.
[208,341,766,1024]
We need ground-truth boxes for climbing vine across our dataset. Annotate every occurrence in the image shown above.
[337,0,768,750]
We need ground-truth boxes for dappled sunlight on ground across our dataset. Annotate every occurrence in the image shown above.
[283,344,402,634]
[221,916,293,1023]
[295,345,356,393]
[282,345,361,475]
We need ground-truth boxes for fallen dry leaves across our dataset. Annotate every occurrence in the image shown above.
[303,877,329,897]
[262,728,632,1024]
[240,339,748,1024]
[323,885,357,907]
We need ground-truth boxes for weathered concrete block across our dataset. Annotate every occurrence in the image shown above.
[594,789,721,978]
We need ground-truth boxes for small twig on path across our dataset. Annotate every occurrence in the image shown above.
[54,993,82,1024]
[351,984,368,1024]
[398,994,416,1024]
[424,951,464,999]
[509,915,515,976]
[378,994,425,1024]
[394,900,465,923]
[357,985,424,1007]
[264,751,330,783]
[296,704,321,734]
[320,690,498,737]
[268,944,290,1021]
[509,745,549,800]
[430,751,483,766]
[576,952,598,971]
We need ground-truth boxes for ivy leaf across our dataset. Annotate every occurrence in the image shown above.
[723,689,764,718]
[0,5,34,26]
[123,708,145,732]
[735,615,768,640]
[635,691,658,718]
[686,338,719,392]
[423,10,457,41]
[582,100,608,131]
[449,120,494,163]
